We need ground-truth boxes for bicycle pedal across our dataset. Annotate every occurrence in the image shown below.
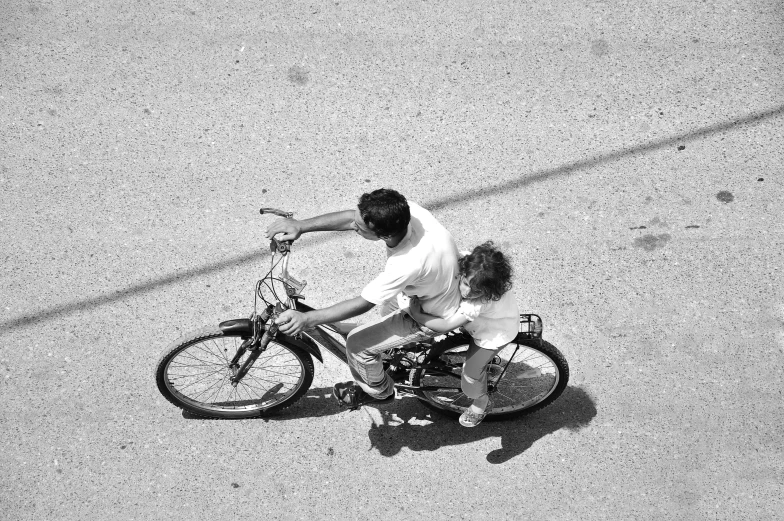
[388,370,409,383]
[335,399,361,411]
[423,360,451,370]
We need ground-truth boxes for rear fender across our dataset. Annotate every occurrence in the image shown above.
[218,318,324,364]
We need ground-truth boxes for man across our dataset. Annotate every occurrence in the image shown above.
[266,188,460,409]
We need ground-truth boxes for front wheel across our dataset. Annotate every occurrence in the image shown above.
[155,327,314,419]
[410,333,569,420]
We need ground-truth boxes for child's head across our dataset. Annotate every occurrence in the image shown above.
[458,241,513,301]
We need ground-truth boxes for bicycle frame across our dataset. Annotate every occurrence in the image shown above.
[282,298,468,394]
[294,302,350,363]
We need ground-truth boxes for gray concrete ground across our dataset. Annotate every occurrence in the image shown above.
[2,0,783,519]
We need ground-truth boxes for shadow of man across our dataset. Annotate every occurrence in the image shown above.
[365,386,597,464]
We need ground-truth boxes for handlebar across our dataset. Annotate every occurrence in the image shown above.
[260,207,293,219]
[260,207,295,254]
[257,206,309,301]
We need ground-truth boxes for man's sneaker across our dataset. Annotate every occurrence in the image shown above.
[332,381,395,411]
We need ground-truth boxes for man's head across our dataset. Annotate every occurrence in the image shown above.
[354,189,410,241]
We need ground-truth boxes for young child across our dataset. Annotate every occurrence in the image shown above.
[408,241,519,427]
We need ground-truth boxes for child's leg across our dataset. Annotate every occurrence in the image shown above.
[461,340,499,412]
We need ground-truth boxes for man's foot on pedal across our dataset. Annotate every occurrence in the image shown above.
[332,381,395,411]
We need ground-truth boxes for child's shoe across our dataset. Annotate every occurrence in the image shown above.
[459,400,491,427]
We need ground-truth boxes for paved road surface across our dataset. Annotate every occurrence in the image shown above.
[1,1,782,519]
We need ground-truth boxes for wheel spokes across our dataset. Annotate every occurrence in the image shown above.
[421,343,561,414]
[165,337,305,411]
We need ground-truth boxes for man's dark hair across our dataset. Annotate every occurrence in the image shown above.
[458,241,514,301]
[358,189,411,238]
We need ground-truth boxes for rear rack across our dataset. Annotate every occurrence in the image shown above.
[519,314,543,338]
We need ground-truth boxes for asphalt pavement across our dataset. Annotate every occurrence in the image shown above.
[1,1,783,519]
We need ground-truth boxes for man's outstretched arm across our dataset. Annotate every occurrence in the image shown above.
[265,210,356,242]
[274,296,375,335]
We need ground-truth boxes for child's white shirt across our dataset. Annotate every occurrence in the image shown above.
[458,290,520,349]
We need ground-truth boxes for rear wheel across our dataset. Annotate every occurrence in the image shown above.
[410,333,568,420]
[155,327,314,419]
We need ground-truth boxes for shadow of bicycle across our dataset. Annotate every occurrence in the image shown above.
[370,385,596,463]
[257,384,597,463]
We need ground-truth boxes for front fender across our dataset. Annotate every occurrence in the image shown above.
[218,318,324,364]
[219,318,252,337]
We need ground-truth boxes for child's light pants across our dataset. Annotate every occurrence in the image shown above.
[461,339,505,400]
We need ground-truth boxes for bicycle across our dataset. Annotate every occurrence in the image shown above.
[155,207,570,420]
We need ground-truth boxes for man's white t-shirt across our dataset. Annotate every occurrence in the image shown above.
[458,290,520,349]
[360,202,461,319]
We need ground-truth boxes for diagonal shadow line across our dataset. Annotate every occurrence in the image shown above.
[0,233,337,332]
[2,104,783,332]
[426,103,784,212]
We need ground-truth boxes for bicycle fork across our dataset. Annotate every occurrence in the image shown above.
[228,304,282,387]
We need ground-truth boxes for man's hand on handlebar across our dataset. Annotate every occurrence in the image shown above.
[275,309,311,335]
[266,218,303,242]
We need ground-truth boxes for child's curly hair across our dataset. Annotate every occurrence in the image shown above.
[458,241,513,302]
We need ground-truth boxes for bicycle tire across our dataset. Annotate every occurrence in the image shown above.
[410,333,569,420]
[155,327,314,419]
